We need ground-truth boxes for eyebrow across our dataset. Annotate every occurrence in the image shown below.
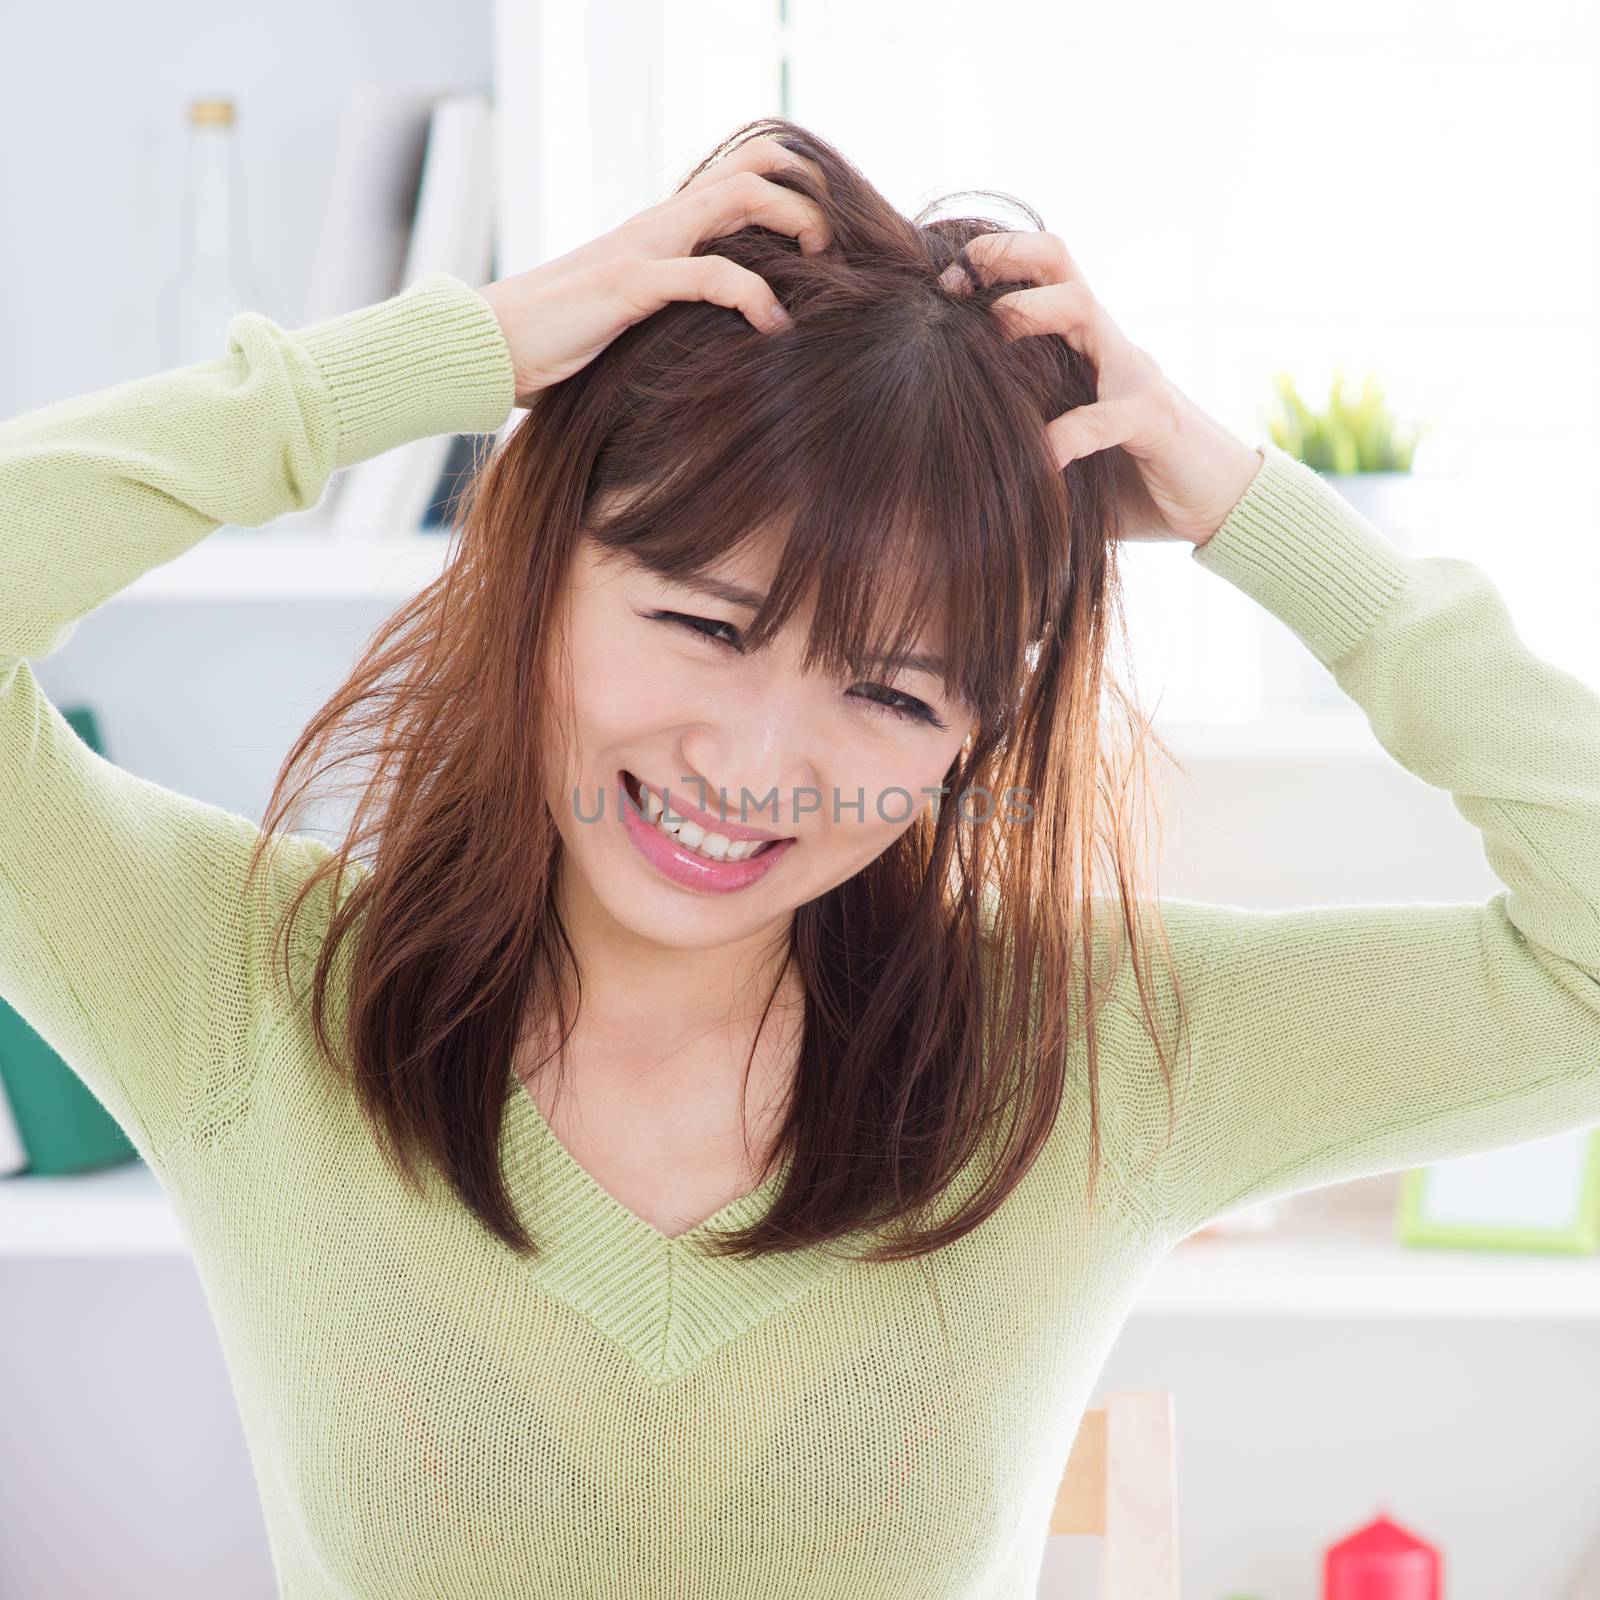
[680,573,949,682]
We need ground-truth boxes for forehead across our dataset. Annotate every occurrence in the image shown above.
[585,496,949,650]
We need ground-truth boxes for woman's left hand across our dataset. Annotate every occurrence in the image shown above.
[940,233,1263,547]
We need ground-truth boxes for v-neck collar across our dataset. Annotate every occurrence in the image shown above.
[497,1065,865,1385]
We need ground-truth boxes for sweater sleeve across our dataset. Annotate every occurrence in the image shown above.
[0,272,515,1169]
[1090,440,1600,1246]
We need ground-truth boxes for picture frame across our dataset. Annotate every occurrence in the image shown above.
[1395,1126,1600,1255]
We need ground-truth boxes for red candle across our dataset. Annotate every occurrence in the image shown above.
[1323,1511,1442,1600]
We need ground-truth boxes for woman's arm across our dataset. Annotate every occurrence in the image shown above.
[1082,443,1600,1244]
[951,233,1600,1243]
[0,273,515,1169]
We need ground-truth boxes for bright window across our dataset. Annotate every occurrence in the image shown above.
[517,0,1600,715]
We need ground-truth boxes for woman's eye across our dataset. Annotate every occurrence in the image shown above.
[643,610,947,729]
[850,684,948,730]
[649,610,743,650]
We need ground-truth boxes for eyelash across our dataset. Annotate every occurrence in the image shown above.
[643,610,949,731]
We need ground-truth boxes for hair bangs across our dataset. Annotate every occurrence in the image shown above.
[579,314,1061,734]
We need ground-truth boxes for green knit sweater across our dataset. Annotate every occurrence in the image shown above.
[4,271,1600,1599]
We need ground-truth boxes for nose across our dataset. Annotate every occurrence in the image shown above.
[678,693,819,835]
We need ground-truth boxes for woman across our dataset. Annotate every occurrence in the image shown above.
[3,116,1598,1597]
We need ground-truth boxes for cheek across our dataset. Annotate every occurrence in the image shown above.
[567,614,634,706]
[562,612,683,743]
[823,744,952,840]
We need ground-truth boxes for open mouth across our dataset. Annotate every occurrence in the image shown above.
[621,768,791,861]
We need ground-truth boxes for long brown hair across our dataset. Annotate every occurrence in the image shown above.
[245,115,1193,1266]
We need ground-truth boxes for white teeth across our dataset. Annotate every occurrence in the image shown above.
[632,777,776,864]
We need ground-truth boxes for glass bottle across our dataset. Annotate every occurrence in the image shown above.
[162,97,265,368]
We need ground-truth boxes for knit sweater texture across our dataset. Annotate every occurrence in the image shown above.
[4,271,1600,1598]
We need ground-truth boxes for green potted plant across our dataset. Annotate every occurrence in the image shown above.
[1257,368,1440,708]
[1269,365,1425,470]
[1267,365,1434,543]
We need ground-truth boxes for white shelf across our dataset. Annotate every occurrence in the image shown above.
[115,526,453,602]
[0,1162,186,1258]
[1141,1173,1600,1320]
[1154,703,1380,761]
[10,1164,1600,1316]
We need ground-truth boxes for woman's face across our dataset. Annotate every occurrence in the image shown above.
[541,521,977,954]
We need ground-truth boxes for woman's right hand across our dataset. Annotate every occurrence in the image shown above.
[475,136,832,408]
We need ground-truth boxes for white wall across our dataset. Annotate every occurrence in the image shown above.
[1055,1300,1600,1598]
[0,0,493,414]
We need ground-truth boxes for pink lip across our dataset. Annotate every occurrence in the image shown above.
[616,771,796,895]
[630,770,789,842]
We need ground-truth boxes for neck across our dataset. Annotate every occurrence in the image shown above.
[520,857,805,1096]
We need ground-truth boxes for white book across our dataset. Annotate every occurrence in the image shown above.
[329,91,497,542]
[307,83,437,323]
[273,86,436,537]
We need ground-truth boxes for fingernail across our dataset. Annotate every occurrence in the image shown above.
[938,264,966,292]
[768,303,790,327]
